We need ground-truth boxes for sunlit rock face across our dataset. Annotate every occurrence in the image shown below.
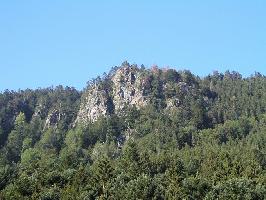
[75,66,147,123]
[111,66,148,112]
[75,65,189,124]
[75,84,112,123]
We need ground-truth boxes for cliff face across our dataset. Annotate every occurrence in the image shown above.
[75,65,192,124]
[111,66,148,111]
[75,85,112,124]
[75,66,149,123]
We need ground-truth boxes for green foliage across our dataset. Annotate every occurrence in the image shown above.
[0,67,266,199]
[205,178,266,200]
[164,69,181,83]
[5,112,28,163]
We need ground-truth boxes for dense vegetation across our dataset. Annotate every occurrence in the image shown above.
[0,64,265,199]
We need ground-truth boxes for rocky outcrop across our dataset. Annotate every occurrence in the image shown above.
[44,109,64,129]
[111,66,148,111]
[75,84,113,123]
[75,65,189,124]
[76,66,151,123]
[76,66,150,123]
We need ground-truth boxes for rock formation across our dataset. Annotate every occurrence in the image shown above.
[75,65,192,124]
[75,84,112,124]
[111,66,148,111]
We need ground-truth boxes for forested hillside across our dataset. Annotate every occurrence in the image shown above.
[0,62,265,199]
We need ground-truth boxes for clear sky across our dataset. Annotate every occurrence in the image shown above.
[0,0,265,91]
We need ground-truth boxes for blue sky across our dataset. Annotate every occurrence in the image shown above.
[0,0,265,91]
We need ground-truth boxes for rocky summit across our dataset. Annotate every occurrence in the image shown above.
[75,63,194,123]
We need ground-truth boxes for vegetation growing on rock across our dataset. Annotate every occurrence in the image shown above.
[0,62,265,199]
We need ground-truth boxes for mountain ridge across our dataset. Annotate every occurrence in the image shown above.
[0,63,266,199]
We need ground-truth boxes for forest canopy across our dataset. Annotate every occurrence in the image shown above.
[0,64,265,199]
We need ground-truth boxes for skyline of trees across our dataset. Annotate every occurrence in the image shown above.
[0,65,265,199]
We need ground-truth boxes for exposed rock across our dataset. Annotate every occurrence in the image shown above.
[75,65,192,124]
[44,109,64,129]
[111,66,148,112]
[76,84,113,123]
[76,66,151,123]
[165,98,180,110]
